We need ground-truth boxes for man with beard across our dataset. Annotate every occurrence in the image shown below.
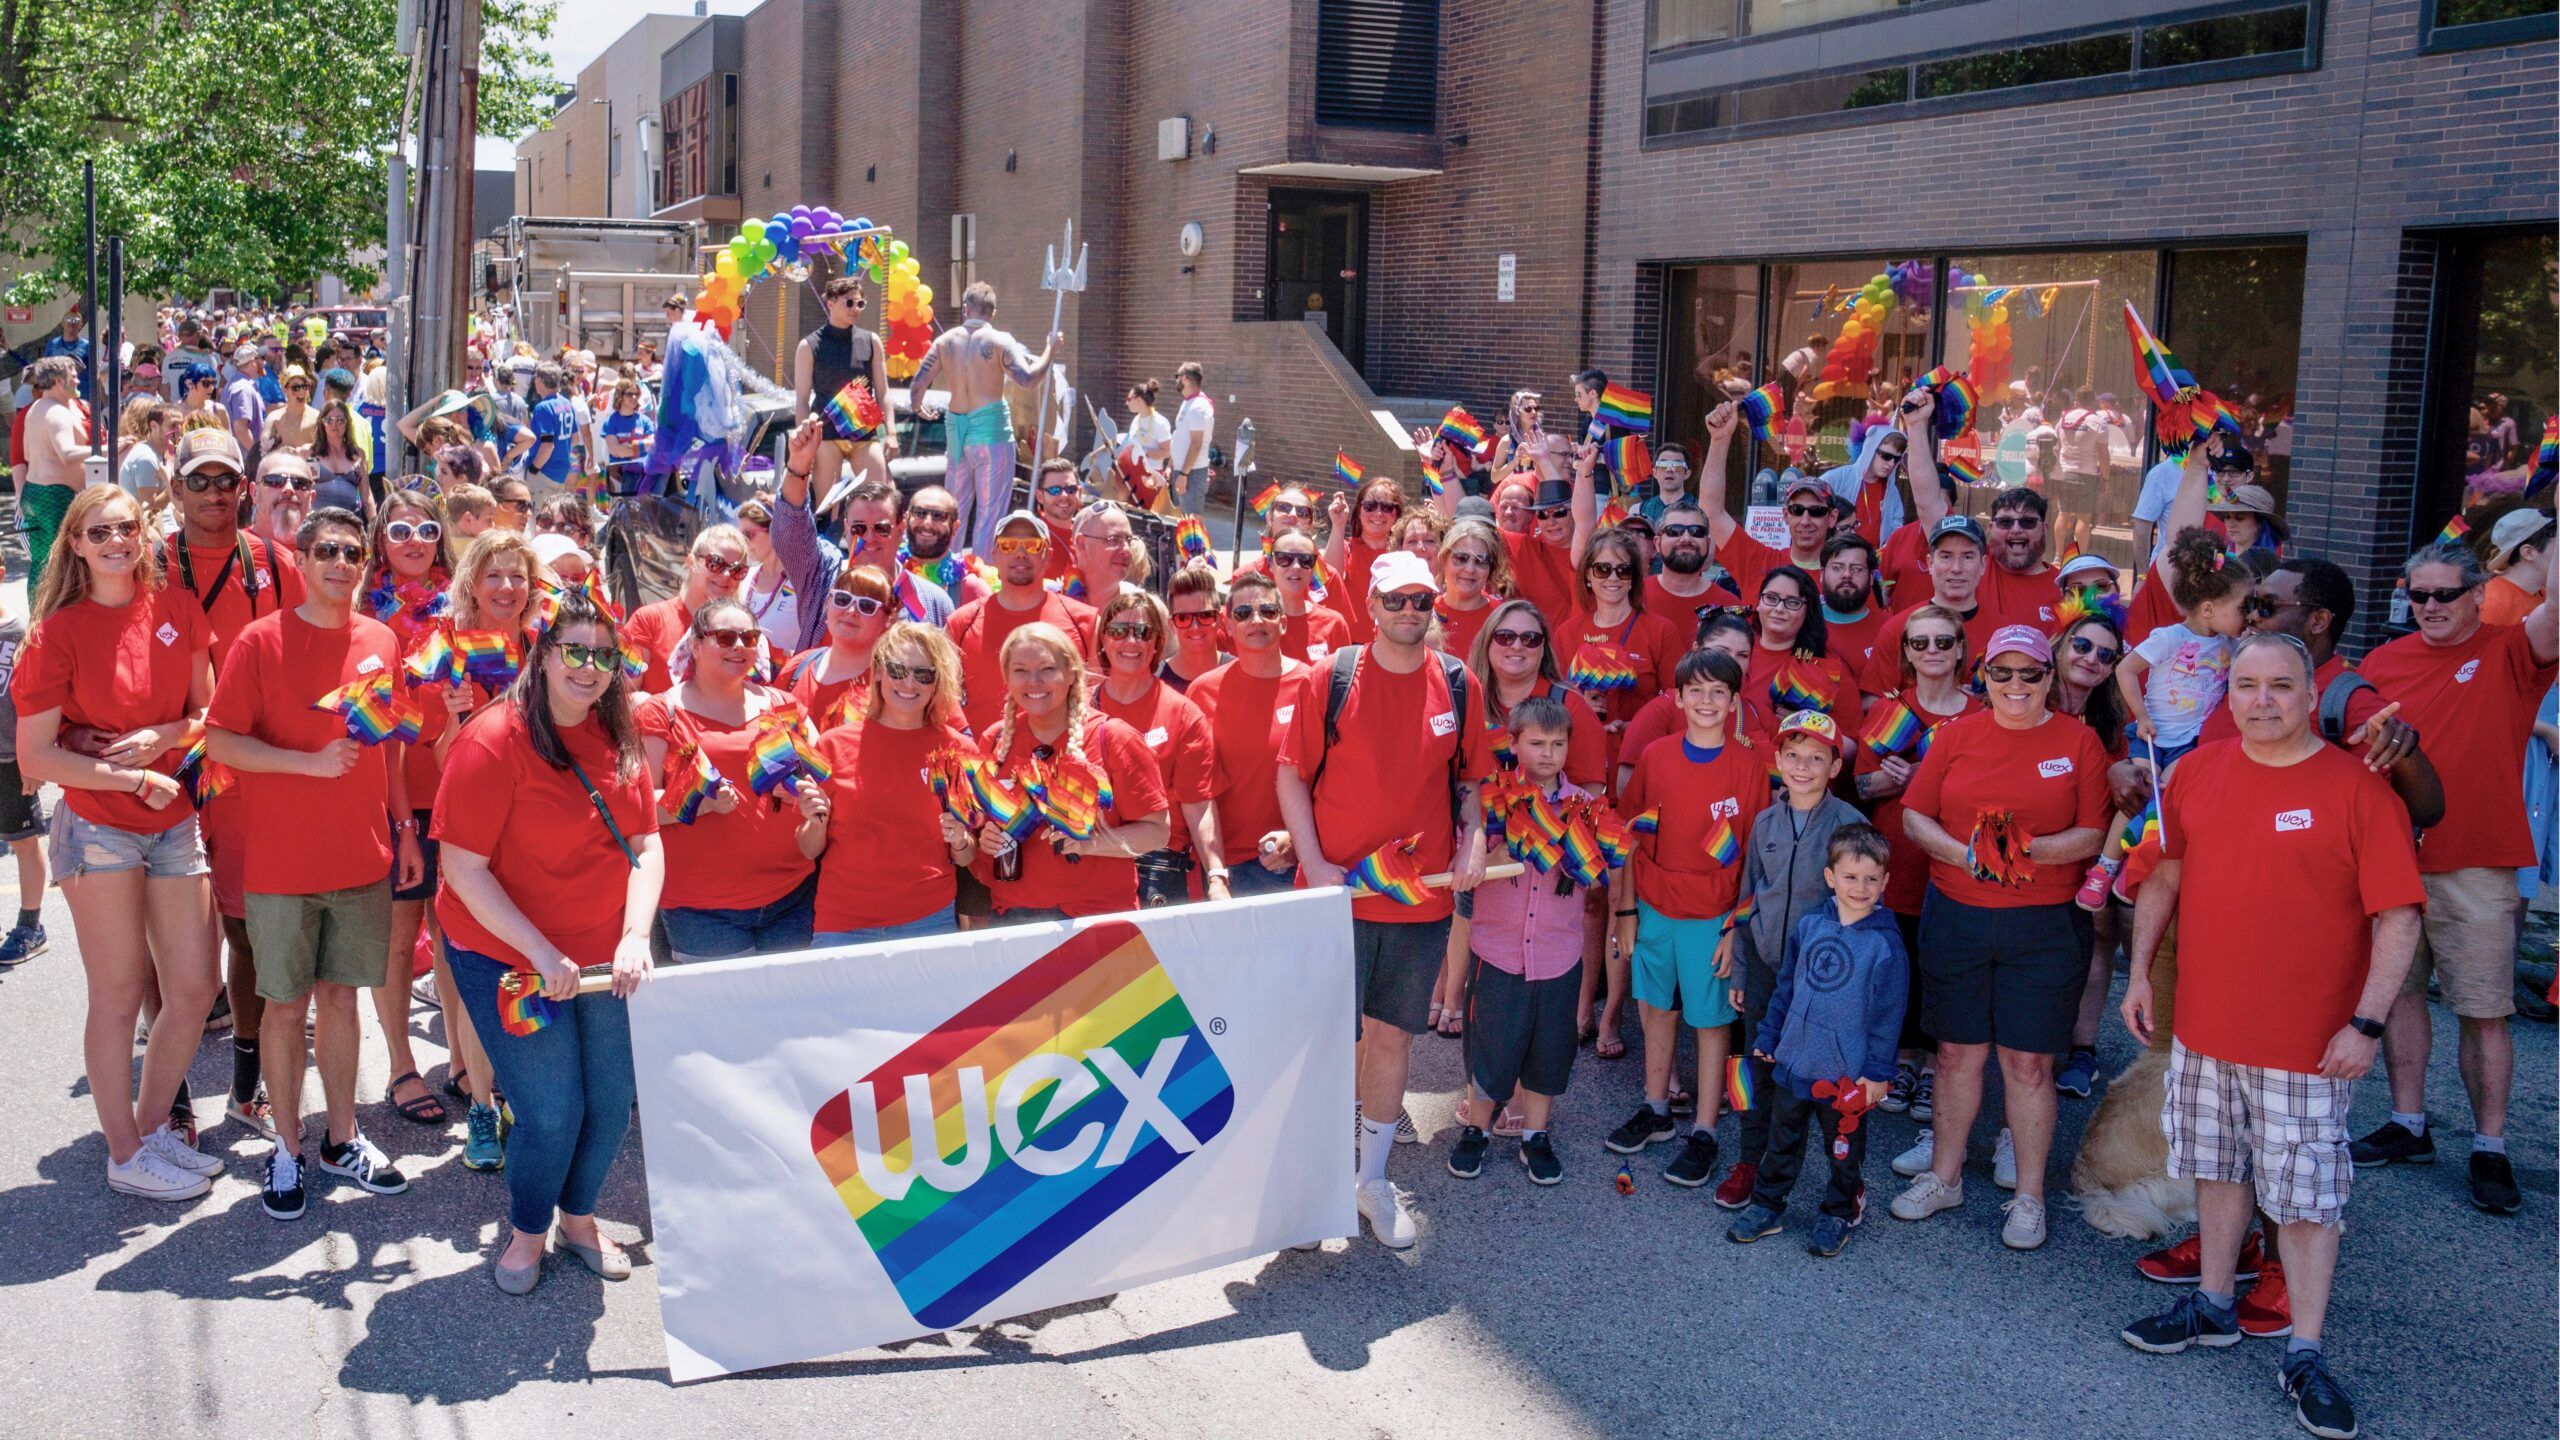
[896,484,991,606]
[1819,532,1885,677]
[909,282,1062,556]
[1699,401,1836,597]
[1641,501,1744,634]
[251,452,318,556]
[947,509,1098,735]
[1899,390,2062,636]
[775,416,955,650]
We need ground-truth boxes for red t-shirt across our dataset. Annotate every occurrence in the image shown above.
[1489,682,1610,792]
[1860,600,1988,697]
[205,609,400,895]
[1743,644,1866,753]
[947,591,1098,736]
[166,535,305,671]
[1643,573,1744,640]
[1559,607,1684,771]
[2197,654,2389,748]
[1092,678,1215,854]
[815,719,972,931]
[622,596,693,696]
[1713,530,1811,602]
[1901,708,2111,909]
[972,713,1169,916]
[1878,524,1930,610]
[1281,650,1494,924]
[1280,603,1354,665]
[2166,739,2426,1071]
[1825,605,1887,681]
[2360,622,2557,872]
[1189,659,1313,869]
[433,702,661,971]
[1852,691,1982,915]
[785,647,867,728]
[1328,537,1389,643]
[11,586,211,833]
[2124,559,2177,648]
[636,691,817,910]
[1981,561,2064,635]
[1435,596,1497,663]
[1503,531,1578,627]
[1617,689,1767,781]
[1619,733,1769,918]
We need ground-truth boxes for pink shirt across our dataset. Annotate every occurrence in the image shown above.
[1468,777,1602,982]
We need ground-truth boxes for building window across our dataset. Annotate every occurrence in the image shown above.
[2418,229,2557,534]
[1916,34,2134,101]
[2142,6,2313,69]
[1660,264,1762,478]
[722,73,740,196]
[2423,0,2558,51]
[1757,258,1933,479]
[1315,0,1439,132]
[610,133,621,177]
[2162,245,2307,518]
[1650,0,1736,51]
[1741,0,1905,36]
[564,140,573,177]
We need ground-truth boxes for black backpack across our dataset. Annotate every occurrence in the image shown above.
[2316,668,2377,746]
[1312,645,1473,831]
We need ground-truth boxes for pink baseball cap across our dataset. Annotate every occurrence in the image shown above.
[1983,623,2052,664]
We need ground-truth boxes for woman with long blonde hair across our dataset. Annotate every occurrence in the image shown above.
[810,621,976,944]
[972,622,1171,924]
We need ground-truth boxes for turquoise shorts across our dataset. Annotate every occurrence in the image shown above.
[947,398,1015,451]
[1633,901,1736,1029]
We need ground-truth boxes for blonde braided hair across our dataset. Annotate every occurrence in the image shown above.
[986,622,1091,768]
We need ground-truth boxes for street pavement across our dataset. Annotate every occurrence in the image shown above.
[0,863,2550,1440]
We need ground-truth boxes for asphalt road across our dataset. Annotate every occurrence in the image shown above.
[0,867,2550,1440]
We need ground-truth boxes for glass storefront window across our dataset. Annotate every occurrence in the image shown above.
[1650,0,1738,50]
[1761,258,1933,486]
[2429,230,2558,510]
[1743,0,1906,36]
[1660,264,1763,488]
[2163,244,2308,514]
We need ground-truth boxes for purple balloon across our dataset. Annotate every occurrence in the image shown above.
[790,204,812,222]
[789,215,815,239]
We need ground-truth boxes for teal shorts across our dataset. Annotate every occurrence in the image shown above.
[1633,901,1736,1029]
[947,398,1015,451]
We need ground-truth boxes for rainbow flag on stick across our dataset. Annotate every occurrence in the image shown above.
[1770,661,1835,716]
[1567,647,1639,696]
[1863,700,1924,758]
[1702,818,1741,867]
[494,971,558,1037]
[312,673,422,746]
[1628,807,1659,837]
[824,377,885,442]
[745,705,831,797]
[2436,513,2472,545]
[965,757,1043,842]
[926,746,985,830]
[1604,433,1651,490]
[1439,406,1490,456]
[1595,383,1653,434]
[2122,302,2240,458]
[403,621,458,688]
[1346,833,1431,906]
[1247,481,1283,520]
[1419,452,1447,499]
[618,642,648,683]
[1943,453,1984,487]
[172,740,233,807]
[1725,1055,1756,1112]
[1332,452,1363,488]
[664,738,725,824]
[1173,515,1211,561]
[1586,800,1636,869]
[1736,381,1784,442]
[453,630,523,689]
[1026,757,1108,842]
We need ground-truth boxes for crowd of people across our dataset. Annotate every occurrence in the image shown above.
[6,292,2555,1440]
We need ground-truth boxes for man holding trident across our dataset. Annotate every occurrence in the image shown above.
[911,282,1063,557]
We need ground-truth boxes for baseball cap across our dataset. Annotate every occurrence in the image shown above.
[257,450,315,481]
[2207,443,2259,475]
[993,508,1050,543]
[1927,514,1988,551]
[530,533,589,572]
[2490,508,2552,564]
[1781,473,1831,502]
[173,428,245,476]
[1370,549,1440,596]
[2055,552,2116,587]
[1983,624,2051,664]
[1776,709,1844,753]
[2207,483,2280,521]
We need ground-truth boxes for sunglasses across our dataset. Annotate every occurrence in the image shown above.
[82,519,142,545]
[1170,610,1220,629]
[1377,590,1433,612]
[1227,601,1283,622]
[385,520,442,544]
[1489,627,1546,649]
[1904,633,1963,653]
[699,555,751,579]
[2240,593,2281,618]
[306,540,366,566]
[1445,550,1492,570]
[1990,515,2040,531]
[2068,635,2122,664]
[1360,499,1402,515]
[845,519,898,541]
[908,507,956,525]
[496,498,533,514]
[1983,664,2051,685]
[1587,562,1636,581]
[699,628,759,651]
[2407,584,2474,607]
[1039,484,1082,499]
[183,470,244,493]
[1103,621,1156,642]
[1658,523,1708,540]
[1533,506,1571,521]
[260,475,318,493]
[1269,551,1316,569]
[1784,503,1829,519]
[994,534,1047,556]
[558,641,621,672]
[828,590,885,615]
[1268,502,1314,520]
[880,658,935,685]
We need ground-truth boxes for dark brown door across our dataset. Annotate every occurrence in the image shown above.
[1266,189,1370,374]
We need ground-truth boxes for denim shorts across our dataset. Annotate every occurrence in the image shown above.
[813,904,957,949]
[661,871,818,962]
[393,808,441,902]
[48,807,208,882]
[1226,861,1298,897]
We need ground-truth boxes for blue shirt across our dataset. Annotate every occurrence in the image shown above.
[40,336,90,398]
[529,395,580,482]
[599,409,652,470]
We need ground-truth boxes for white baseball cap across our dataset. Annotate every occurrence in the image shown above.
[1370,549,1439,596]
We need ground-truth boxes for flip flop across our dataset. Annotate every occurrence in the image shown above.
[1593,1031,1627,1060]
[388,1070,449,1126]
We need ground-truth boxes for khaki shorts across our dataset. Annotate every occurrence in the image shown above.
[245,883,395,1002]
[2403,867,2521,1020]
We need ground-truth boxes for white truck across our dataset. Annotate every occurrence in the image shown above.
[488,217,703,362]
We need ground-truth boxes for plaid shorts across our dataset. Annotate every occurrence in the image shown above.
[2161,1040,2353,1226]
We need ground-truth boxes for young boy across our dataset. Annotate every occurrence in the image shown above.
[1448,696,1593,1187]
[1609,649,1768,1187]
[442,483,497,541]
[1720,709,1867,1209]
[1726,823,1908,1257]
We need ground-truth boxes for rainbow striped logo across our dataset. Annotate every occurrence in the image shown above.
[806,921,1235,1331]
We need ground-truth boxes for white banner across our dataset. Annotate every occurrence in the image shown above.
[627,889,1358,1381]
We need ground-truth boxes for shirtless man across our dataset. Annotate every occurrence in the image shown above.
[909,281,1061,557]
[20,356,96,596]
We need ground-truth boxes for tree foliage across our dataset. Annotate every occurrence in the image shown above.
[0,0,556,304]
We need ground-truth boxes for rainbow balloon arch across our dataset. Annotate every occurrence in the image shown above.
[691,205,937,380]
[1807,261,2014,404]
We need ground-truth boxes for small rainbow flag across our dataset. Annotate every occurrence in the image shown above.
[2118,798,2166,895]
[1556,807,1610,888]
[925,746,984,829]
[1026,756,1108,842]
[2123,303,2197,406]
[746,705,831,796]
[524,586,560,642]
[2437,513,2471,545]
[664,738,724,824]
[1936,373,1978,442]
[312,673,422,746]
[1863,699,1924,758]
[1439,406,1489,455]
[824,377,885,442]
[2540,416,2558,471]
[1598,497,1630,530]
[1247,481,1283,520]
[453,630,523,689]
[619,642,649,682]
[1769,661,1835,716]
[1567,646,1639,696]
[1595,383,1653,434]
[1729,888,1756,924]
[1943,452,1984,487]
[1332,452,1363,488]
[494,970,558,1038]
[172,740,233,807]
[1346,833,1431,906]
[1702,818,1740,866]
[1604,433,1651,489]
[1725,1055,1756,1112]
[1628,807,1659,836]
[966,757,1044,842]
[403,621,457,687]
[1587,801,1636,869]
[1736,381,1785,442]
[1419,452,1446,498]
[1507,820,1565,874]
[1173,515,1210,561]
[1487,725,1517,771]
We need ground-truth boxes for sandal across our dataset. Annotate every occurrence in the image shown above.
[444,1068,471,1101]
[389,1070,449,1126]
[1593,1030,1627,1060]
[1435,1003,1464,1039]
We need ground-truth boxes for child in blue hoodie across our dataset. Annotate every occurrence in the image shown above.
[1726,823,1908,1257]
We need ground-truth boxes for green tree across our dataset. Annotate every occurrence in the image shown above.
[0,0,556,304]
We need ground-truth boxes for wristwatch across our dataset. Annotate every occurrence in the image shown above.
[2348,1015,2386,1039]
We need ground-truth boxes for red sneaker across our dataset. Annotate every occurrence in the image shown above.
[2238,1260,2292,1338]
[2134,1230,2265,1285]
[1713,1160,1760,1211]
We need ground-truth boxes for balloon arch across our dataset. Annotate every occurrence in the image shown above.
[690,204,936,379]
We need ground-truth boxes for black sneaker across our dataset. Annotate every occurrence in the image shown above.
[262,1148,307,1221]
[2281,1349,2358,1439]
[1519,1132,1563,1186]
[1604,1105,1677,1154]
[2470,1150,2523,1215]
[317,1132,409,1195]
[2120,1292,2243,1354]
[0,922,46,967]
[2347,1120,2434,1168]
[169,1090,198,1148]
[1663,1131,1720,1188]
[1724,1201,1783,1243]
[1447,1125,1489,1179]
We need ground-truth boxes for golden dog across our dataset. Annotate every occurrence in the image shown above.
[2068,1049,2196,1240]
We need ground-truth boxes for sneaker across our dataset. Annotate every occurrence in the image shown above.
[1662,1131,1719,1188]
[1604,1104,1677,1154]
[2347,1120,2433,1167]
[106,1146,211,1201]
[1807,1212,1855,1257]
[1446,1125,1489,1179]
[2470,1150,2523,1215]
[1712,1159,1761,1210]
[0,922,44,967]
[2056,1046,2099,1099]
[1490,1104,1526,1140]
[226,1086,279,1142]
[1994,1127,2019,1190]
[316,1131,409,1196]
[1891,1128,1936,1178]
[410,972,442,1009]
[2001,1193,2047,1249]
[1891,1170,1963,1221]
[1395,1109,1420,1146]
[462,1102,506,1172]
[140,1123,224,1178]
[2136,1230,2266,1285]
[262,1148,307,1220]
[2074,858,2119,912]
[2281,1350,2359,1439]
[1879,1060,1916,1114]
[1354,1177,1415,1249]
[201,989,233,1034]
[1518,1132,1563,1186]
[168,1092,199,1150]
[2119,1291,2243,1354]
[1724,1201,1784,1244]
[1909,1070,1935,1122]
[2238,1260,2293,1338]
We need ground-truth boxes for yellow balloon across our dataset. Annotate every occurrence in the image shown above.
[715,252,740,281]
[914,284,933,306]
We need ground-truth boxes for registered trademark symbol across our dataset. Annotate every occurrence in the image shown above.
[1207,1017,1227,1035]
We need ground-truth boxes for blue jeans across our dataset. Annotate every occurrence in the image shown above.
[659,872,818,962]
[813,904,957,948]
[449,944,637,1236]
[1226,861,1298,897]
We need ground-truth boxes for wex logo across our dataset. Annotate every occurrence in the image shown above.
[808,921,1234,1329]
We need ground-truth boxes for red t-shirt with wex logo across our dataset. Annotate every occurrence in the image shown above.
[1282,649,1494,924]
[1900,708,2110,909]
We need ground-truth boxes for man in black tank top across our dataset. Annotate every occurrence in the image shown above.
[792,277,896,510]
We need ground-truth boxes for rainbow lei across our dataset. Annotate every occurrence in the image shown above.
[311,673,423,746]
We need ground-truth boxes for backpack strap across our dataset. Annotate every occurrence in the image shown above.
[2316,667,2377,746]
[1309,644,1364,794]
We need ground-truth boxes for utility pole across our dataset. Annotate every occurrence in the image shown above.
[82,162,98,405]
[394,0,479,474]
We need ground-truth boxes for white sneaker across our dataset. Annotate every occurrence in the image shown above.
[141,1123,224,1177]
[1395,1109,1420,1145]
[1994,1127,2018,1191]
[1891,1128,1936,1178]
[410,973,442,1010]
[107,1147,211,1201]
[1890,1170,1964,1222]
[1354,1177,1416,1249]
[2001,1193,2047,1250]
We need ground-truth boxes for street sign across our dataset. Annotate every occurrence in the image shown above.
[1497,254,1516,303]
[4,308,30,325]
